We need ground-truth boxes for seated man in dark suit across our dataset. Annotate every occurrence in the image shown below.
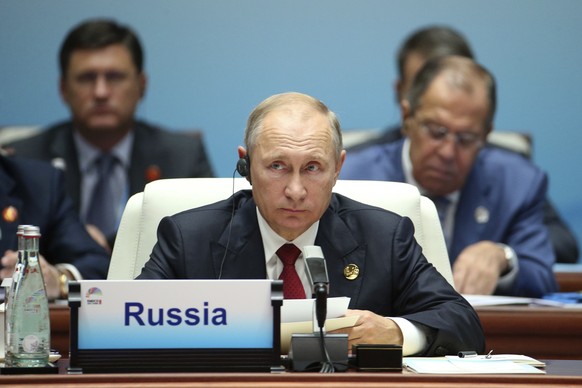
[8,18,214,251]
[0,151,110,299]
[341,56,558,298]
[137,92,484,357]
[347,25,578,264]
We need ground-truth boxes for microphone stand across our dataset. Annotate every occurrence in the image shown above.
[313,283,335,373]
[288,246,348,372]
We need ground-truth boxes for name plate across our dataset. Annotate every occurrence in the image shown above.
[75,279,274,349]
[68,279,283,373]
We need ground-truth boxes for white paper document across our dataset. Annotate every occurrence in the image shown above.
[449,354,544,368]
[280,297,357,353]
[281,296,350,323]
[403,357,545,374]
[463,294,582,309]
[462,294,534,307]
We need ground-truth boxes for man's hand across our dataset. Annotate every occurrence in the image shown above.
[329,309,403,350]
[39,256,61,300]
[452,241,508,295]
[1,250,18,279]
[1,249,61,300]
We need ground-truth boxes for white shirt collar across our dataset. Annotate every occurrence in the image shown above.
[256,207,319,297]
[74,129,134,173]
[256,207,319,264]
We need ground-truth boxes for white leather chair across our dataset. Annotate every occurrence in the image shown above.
[108,178,453,287]
[0,126,41,146]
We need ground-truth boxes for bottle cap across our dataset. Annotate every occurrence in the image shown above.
[23,225,41,238]
[17,224,32,236]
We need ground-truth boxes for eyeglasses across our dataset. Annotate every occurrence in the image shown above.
[419,122,484,149]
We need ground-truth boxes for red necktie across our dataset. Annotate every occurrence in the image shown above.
[277,244,306,299]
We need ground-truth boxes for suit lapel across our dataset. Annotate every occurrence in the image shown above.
[314,200,366,303]
[451,155,491,260]
[128,123,150,196]
[49,125,82,210]
[210,195,267,279]
[0,161,22,252]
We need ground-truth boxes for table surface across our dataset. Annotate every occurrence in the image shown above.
[0,359,581,387]
[555,270,582,292]
[477,304,582,359]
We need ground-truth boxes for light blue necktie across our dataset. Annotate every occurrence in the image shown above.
[86,153,118,239]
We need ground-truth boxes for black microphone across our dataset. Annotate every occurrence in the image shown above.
[290,246,345,372]
[302,245,329,330]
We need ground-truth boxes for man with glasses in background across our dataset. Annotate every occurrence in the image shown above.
[341,56,557,298]
[348,25,577,265]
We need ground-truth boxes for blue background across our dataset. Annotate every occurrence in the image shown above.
[1,0,581,261]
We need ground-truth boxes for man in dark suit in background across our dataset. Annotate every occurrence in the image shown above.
[342,56,558,297]
[1,151,110,299]
[137,92,484,357]
[347,25,578,264]
[350,26,474,151]
[8,19,214,251]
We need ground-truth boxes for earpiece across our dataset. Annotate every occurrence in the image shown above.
[236,155,250,177]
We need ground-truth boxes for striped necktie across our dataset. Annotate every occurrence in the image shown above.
[86,153,118,239]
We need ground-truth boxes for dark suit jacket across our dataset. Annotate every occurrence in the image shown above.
[341,139,558,297]
[346,126,579,264]
[137,190,485,356]
[0,155,110,279]
[7,120,214,215]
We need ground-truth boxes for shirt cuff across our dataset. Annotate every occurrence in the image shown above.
[388,317,427,356]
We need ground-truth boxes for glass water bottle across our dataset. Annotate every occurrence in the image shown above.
[6,225,50,367]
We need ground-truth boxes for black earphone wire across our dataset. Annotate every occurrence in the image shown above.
[217,169,238,279]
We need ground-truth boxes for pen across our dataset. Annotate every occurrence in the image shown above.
[485,349,493,359]
[457,351,477,358]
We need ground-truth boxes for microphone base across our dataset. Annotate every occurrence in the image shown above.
[288,333,348,372]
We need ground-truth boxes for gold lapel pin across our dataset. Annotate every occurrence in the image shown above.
[343,264,360,280]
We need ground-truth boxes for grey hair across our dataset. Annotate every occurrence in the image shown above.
[407,56,496,130]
